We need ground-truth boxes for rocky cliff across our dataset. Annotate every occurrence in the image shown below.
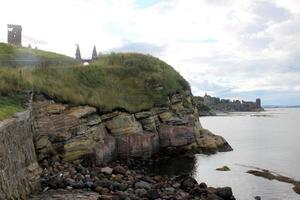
[0,106,41,200]
[33,90,232,165]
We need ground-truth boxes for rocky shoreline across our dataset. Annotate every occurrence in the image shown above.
[30,154,236,200]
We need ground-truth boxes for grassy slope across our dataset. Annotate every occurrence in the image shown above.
[1,50,190,116]
[33,53,190,112]
[0,94,24,121]
[0,43,77,67]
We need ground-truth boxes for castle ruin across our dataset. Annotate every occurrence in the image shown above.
[7,24,22,46]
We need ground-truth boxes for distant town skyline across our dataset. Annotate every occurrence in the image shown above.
[1,0,300,106]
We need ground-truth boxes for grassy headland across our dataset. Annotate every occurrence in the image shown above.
[0,94,25,121]
[0,44,190,116]
[0,43,78,67]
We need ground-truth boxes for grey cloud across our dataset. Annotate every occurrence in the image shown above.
[110,41,166,56]
[253,1,291,23]
[23,35,47,45]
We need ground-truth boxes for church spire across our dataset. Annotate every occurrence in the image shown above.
[75,44,81,61]
[92,45,97,61]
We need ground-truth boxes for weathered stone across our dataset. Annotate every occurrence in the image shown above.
[105,113,143,136]
[159,111,182,124]
[95,135,116,165]
[197,129,233,153]
[67,106,97,118]
[113,165,126,175]
[159,125,196,148]
[134,181,152,190]
[101,167,113,175]
[216,187,233,200]
[46,103,66,114]
[115,132,159,159]
[147,189,160,199]
[0,110,41,200]
[134,111,153,119]
[216,166,231,171]
[174,192,190,200]
[63,136,96,161]
[181,176,198,189]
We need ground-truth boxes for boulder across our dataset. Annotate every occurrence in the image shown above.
[197,129,233,153]
[216,187,233,200]
[134,181,152,190]
[158,125,196,148]
[63,136,96,161]
[105,113,143,136]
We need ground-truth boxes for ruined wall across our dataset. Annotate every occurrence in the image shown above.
[0,110,41,200]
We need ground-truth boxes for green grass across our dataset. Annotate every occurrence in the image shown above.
[0,52,190,115]
[0,94,24,121]
[32,53,190,112]
[0,43,78,67]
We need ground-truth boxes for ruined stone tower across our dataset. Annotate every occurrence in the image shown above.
[256,98,261,108]
[7,24,22,46]
[92,45,97,61]
[75,44,81,61]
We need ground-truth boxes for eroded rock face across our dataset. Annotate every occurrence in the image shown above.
[158,125,196,148]
[0,110,41,200]
[32,90,232,164]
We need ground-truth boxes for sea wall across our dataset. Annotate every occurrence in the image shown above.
[33,90,232,165]
[0,109,41,200]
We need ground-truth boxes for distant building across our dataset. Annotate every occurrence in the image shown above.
[7,24,22,46]
[75,44,81,61]
[75,45,98,63]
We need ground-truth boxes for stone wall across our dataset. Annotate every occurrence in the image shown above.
[33,90,231,165]
[0,109,41,200]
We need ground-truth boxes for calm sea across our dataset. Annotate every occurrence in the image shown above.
[149,108,300,199]
[195,108,300,200]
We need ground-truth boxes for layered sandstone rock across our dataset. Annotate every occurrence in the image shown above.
[32,90,232,165]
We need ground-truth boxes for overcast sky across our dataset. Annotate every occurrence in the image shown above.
[1,0,300,106]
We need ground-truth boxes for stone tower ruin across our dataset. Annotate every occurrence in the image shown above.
[7,24,22,46]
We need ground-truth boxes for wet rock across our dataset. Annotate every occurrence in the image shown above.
[134,181,152,190]
[199,182,208,189]
[293,183,300,194]
[181,176,198,190]
[165,187,176,193]
[101,167,113,175]
[216,187,233,200]
[147,189,160,199]
[207,193,224,200]
[216,166,231,171]
[174,192,190,200]
[197,129,233,153]
[113,165,126,175]
[135,188,148,197]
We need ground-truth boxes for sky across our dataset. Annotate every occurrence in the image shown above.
[1,0,300,106]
